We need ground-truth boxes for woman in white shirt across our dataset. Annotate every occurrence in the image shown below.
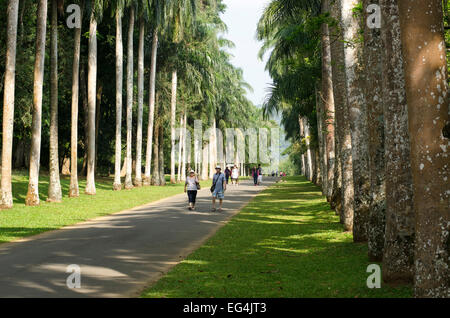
[184,170,200,210]
[231,165,239,186]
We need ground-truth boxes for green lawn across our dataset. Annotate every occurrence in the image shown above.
[141,176,413,298]
[0,171,210,244]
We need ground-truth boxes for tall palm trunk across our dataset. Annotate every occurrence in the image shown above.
[343,1,370,242]
[329,0,343,217]
[1,0,19,208]
[113,9,123,191]
[177,114,184,182]
[124,6,134,190]
[299,116,306,176]
[134,17,145,187]
[85,10,97,195]
[321,0,336,201]
[144,31,158,185]
[170,69,178,183]
[69,0,84,198]
[380,0,414,284]
[330,0,355,232]
[159,123,165,186]
[398,0,449,297]
[181,111,187,181]
[26,0,48,206]
[363,0,386,261]
[151,93,160,186]
[201,142,209,180]
[48,0,62,202]
[304,118,313,181]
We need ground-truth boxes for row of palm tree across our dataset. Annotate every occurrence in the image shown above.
[258,0,449,298]
[0,0,264,208]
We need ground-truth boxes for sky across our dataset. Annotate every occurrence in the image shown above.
[220,0,272,107]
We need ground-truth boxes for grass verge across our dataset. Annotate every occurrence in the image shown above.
[141,176,413,298]
[0,172,210,244]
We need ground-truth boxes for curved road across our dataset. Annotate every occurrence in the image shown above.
[0,178,275,297]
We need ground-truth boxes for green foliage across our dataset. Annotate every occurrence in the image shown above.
[257,0,321,155]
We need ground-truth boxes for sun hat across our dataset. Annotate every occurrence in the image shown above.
[215,165,221,169]
[190,169,195,173]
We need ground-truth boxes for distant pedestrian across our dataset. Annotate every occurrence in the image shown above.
[231,165,239,186]
[257,164,263,185]
[252,166,258,186]
[211,165,226,212]
[225,166,231,184]
[184,170,200,210]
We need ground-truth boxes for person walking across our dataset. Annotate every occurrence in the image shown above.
[231,165,239,186]
[184,170,200,210]
[252,166,258,186]
[211,165,226,212]
[257,164,263,185]
[224,166,231,184]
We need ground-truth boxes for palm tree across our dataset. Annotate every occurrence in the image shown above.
[85,1,101,195]
[320,0,335,202]
[134,13,145,187]
[26,0,48,206]
[48,0,62,202]
[144,0,165,186]
[0,0,19,209]
[170,69,178,183]
[380,0,414,285]
[363,0,386,262]
[69,0,85,198]
[397,0,449,297]
[113,0,124,191]
[124,4,135,190]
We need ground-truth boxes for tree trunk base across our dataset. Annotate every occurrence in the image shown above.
[25,186,40,206]
[134,178,142,187]
[124,181,134,190]
[68,187,80,198]
[0,190,13,209]
[142,176,151,186]
[84,184,96,195]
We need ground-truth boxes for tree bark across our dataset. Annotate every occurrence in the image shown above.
[159,123,166,186]
[124,6,134,190]
[181,111,188,181]
[170,70,178,183]
[144,31,158,185]
[380,0,415,285]
[135,17,145,187]
[48,0,62,202]
[331,0,355,231]
[69,0,84,198]
[26,0,48,206]
[348,12,370,243]
[1,0,19,208]
[151,95,160,185]
[363,0,386,261]
[113,10,123,191]
[321,0,336,202]
[397,0,449,297]
[85,10,97,195]
[329,0,344,219]
[177,114,184,182]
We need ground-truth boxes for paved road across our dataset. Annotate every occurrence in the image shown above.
[0,178,275,297]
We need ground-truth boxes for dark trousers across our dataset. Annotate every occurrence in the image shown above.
[253,175,258,185]
[187,190,197,204]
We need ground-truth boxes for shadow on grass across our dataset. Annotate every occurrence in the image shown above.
[142,176,413,298]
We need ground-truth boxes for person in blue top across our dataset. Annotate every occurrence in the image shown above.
[211,165,226,212]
